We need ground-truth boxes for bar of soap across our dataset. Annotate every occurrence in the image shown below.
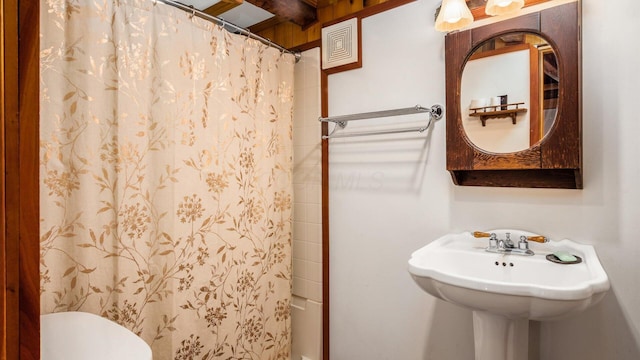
[553,251,577,262]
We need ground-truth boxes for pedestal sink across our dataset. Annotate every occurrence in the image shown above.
[408,230,609,360]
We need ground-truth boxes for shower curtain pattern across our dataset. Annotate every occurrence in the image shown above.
[40,1,294,358]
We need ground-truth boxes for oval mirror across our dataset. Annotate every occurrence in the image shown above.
[461,32,558,153]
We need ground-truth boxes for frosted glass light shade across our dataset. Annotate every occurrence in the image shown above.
[485,0,525,16]
[435,0,474,32]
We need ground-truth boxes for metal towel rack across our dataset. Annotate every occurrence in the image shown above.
[319,104,443,140]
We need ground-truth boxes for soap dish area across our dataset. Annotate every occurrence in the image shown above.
[546,253,583,265]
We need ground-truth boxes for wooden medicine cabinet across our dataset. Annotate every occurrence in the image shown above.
[445,2,582,189]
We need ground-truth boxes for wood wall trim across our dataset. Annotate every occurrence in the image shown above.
[0,0,5,351]
[2,0,40,358]
[351,0,414,20]
[322,0,413,27]
[18,0,40,356]
[320,70,329,360]
[3,0,21,357]
[290,39,321,52]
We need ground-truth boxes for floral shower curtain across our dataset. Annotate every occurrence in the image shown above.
[40,0,294,358]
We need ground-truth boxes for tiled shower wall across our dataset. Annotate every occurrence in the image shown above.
[292,48,323,360]
[293,48,322,302]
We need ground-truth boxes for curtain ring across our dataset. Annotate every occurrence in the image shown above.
[188,5,195,19]
[152,0,157,5]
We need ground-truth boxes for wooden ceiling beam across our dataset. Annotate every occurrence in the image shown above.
[302,0,318,7]
[248,16,287,33]
[245,0,318,29]
[203,0,243,17]
[363,0,384,6]
[316,0,338,7]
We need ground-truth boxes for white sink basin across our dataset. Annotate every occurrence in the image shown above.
[408,230,610,359]
[408,230,609,320]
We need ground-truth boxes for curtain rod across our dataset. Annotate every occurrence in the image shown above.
[155,0,301,62]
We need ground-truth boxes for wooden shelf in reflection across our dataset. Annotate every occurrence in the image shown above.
[469,102,527,126]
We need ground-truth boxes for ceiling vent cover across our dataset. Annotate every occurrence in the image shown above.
[322,17,359,70]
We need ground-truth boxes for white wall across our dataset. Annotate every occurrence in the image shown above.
[327,0,640,359]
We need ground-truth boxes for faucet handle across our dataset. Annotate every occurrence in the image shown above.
[473,231,498,249]
[518,235,529,250]
[527,235,548,243]
[473,231,491,238]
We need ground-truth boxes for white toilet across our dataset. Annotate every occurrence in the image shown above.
[41,311,152,360]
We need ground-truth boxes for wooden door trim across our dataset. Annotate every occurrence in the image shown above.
[18,0,40,357]
[2,0,40,358]
[3,0,22,356]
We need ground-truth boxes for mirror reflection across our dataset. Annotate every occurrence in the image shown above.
[461,32,558,153]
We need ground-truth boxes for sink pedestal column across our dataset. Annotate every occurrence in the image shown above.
[472,311,528,360]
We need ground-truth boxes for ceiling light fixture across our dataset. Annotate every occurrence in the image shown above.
[435,0,526,32]
[485,0,525,16]
[435,0,474,32]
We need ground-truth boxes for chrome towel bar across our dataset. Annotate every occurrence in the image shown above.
[319,104,443,140]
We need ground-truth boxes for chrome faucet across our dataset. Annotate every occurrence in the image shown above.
[504,232,515,248]
[474,231,549,256]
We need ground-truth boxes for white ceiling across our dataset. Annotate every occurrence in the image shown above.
[179,0,275,28]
